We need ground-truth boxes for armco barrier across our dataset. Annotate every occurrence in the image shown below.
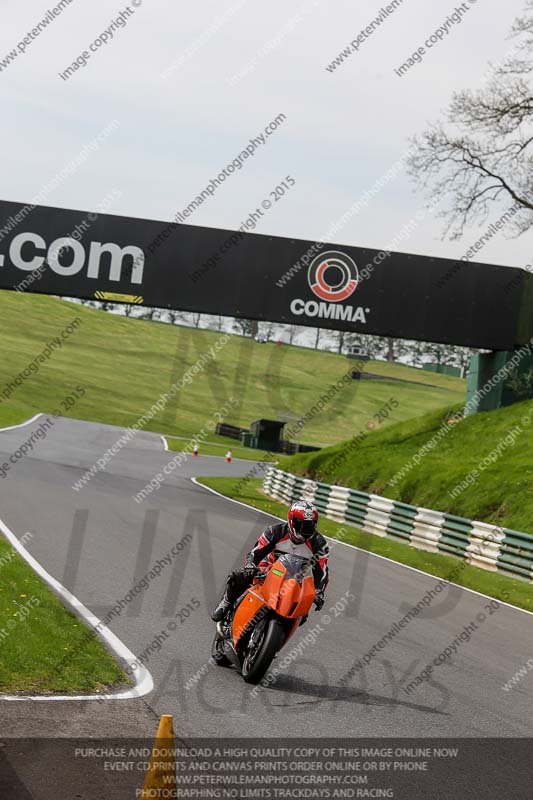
[263,467,533,583]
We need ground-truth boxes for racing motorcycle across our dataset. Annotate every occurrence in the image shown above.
[211,553,316,684]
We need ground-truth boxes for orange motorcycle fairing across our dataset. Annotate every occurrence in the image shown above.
[231,559,316,648]
[232,587,267,648]
[259,562,315,618]
[277,575,315,619]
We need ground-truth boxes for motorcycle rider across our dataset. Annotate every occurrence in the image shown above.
[211,499,329,622]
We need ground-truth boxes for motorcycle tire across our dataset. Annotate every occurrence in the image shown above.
[211,630,232,667]
[241,618,285,684]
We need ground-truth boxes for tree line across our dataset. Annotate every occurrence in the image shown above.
[73,299,471,371]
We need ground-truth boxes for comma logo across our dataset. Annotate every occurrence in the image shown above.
[308,251,358,302]
[291,250,368,324]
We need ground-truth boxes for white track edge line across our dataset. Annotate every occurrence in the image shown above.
[0,515,154,702]
[191,477,533,619]
[0,413,43,433]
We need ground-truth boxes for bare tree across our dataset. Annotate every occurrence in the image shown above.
[77,299,101,310]
[77,298,116,313]
[333,329,346,354]
[140,307,161,321]
[446,344,474,373]
[257,320,276,340]
[408,2,533,239]
[333,328,367,354]
[167,309,187,326]
[203,314,225,331]
[285,325,299,345]
[233,318,258,337]
[408,340,426,368]
[423,343,448,366]
[259,322,276,342]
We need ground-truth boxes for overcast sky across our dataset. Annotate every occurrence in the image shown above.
[1,0,530,271]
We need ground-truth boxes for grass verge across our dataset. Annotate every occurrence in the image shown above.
[166,436,274,461]
[0,534,128,694]
[196,477,533,614]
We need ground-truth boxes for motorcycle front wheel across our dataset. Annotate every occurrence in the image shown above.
[211,629,232,667]
[241,618,285,684]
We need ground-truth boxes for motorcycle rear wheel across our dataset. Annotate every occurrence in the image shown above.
[242,619,285,684]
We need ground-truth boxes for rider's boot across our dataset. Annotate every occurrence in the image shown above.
[211,594,231,622]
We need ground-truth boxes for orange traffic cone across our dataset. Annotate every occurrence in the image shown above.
[141,714,176,798]
[225,450,232,463]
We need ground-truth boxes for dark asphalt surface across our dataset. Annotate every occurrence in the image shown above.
[0,415,532,745]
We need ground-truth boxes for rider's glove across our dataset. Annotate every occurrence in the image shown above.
[314,591,325,610]
[243,562,261,580]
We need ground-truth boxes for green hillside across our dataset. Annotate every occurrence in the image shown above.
[282,399,533,533]
[0,292,465,447]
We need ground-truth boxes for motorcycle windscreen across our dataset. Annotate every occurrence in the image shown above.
[266,556,316,618]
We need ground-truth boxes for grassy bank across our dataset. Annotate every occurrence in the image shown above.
[280,400,533,534]
[0,535,127,693]
[196,477,533,613]
[0,292,464,448]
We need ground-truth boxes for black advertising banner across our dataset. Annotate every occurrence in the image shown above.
[0,199,527,350]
